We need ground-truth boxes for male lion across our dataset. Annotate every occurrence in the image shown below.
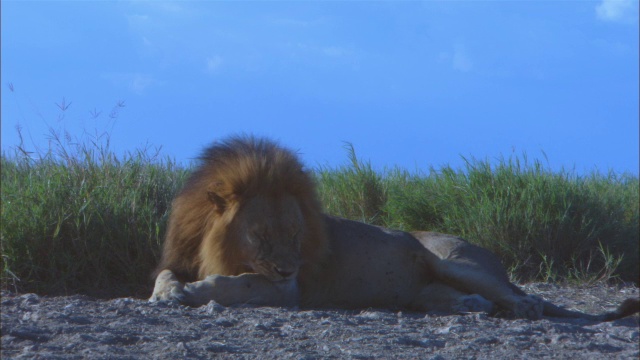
[151,136,639,321]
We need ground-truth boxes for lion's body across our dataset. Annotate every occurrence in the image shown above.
[151,136,639,321]
[299,215,431,309]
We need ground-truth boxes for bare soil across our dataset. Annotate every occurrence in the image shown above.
[1,283,638,359]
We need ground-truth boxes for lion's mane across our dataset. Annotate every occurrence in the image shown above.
[154,136,329,283]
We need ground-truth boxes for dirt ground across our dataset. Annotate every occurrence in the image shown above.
[1,283,638,359]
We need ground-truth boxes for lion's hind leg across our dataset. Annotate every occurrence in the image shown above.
[415,279,544,319]
[428,257,544,320]
[416,232,544,320]
[453,294,495,314]
[413,282,495,315]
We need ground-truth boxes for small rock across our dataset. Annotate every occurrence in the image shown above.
[206,342,230,353]
[254,323,269,331]
[475,336,500,345]
[1,298,15,307]
[19,294,40,306]
[204,300,226,314]
[66,315,92,325]
[357,311,383,320]
[280,324,295,336]
[22,344,38,353]
[214,317,235,328]
[11,327,50,342]
[2,335,16,344]
[176,342,187,350]
[21,311,39,322]
[114,298,140,307]
[396,336,427,347]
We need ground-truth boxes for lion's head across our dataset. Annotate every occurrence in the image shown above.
[155,136,329,283]
[224,194,306,281]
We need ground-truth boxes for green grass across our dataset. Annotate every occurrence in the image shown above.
[1,132,188,297]
[2,137,638,297]
[324,149,639,285]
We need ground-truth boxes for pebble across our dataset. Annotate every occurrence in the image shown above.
[202,300,226,314]
[19,293,40,305]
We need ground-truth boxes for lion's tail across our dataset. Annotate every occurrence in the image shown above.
[541,297,639,322]
[510,284,639,321]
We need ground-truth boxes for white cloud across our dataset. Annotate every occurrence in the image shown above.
[438,44,473,73]
[125,1,189,17]
[127,14,151,28]
[205,55,224,74]
[153,2,185,14]
[269,17,327,28]
[596,0,638,23]
[452,44,473,72]
[288,43,353,60]
[142,36,152,47]
[321,46,349,58]
[102,72,160,94]
[130,74,158,94]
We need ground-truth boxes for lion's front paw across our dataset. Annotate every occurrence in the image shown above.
[149,286,186,303]
[513,295,544,320]
[182,275,219,307]
[452,294,494,314]
[149,269,186,303]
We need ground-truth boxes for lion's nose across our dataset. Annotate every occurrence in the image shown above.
[274,267,296,279]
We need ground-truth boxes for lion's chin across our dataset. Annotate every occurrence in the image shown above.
[262,271,299,282]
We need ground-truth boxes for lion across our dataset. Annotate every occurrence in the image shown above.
[150,136,639,321]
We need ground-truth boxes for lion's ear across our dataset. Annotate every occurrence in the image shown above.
[207,191,227,214]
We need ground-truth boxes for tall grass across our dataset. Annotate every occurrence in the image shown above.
[2,137,638,297]
[1,129,188,297]
[335,150,639,285]
[316,143,387,225]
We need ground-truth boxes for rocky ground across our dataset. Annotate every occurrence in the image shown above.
[1,283,638,359]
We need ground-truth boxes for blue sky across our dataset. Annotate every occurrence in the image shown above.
[2,1,638,175]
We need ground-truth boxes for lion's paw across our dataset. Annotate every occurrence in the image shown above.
[149,285,186,303]
[513,295,544,320]
[452,294,494,314]
[149,269,186,304]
